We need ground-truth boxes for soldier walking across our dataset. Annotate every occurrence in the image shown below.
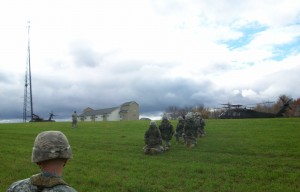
[174,116,185,144]
[159,116,174,149]
[183,112,198,148]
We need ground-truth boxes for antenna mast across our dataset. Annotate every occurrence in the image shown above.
[23,21,34,122]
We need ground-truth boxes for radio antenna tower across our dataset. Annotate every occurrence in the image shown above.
[23,21,34,122]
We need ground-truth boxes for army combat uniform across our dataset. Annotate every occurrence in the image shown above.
[183,112,198,148]
[194,112,206,137]
[7,174,77,192]
[174,116,185,143]
[72,111,78,128]
[159,117,174,148]
[7,131,77,192]
[143,121,164,154]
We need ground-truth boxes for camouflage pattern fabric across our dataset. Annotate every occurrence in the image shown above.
[183,114,198,147]
[197,118,206,137]
[143,145,164,155]
[184,117,197,138]
[144,122,163,154]
[7,173,77,192]
[174,118,185,142]
[193,112,206,137]
[72,112,77,128]
[144,123,162,147]
[32,131,72,163]
[159,119,174,141]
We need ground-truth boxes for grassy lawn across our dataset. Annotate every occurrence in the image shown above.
[0,118,299,191]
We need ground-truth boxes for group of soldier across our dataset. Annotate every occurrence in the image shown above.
[6,112,205,191]
[143,112,206,155]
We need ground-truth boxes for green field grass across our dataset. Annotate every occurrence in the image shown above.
[1,118,299,192]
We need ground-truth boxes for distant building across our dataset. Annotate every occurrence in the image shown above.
[79,101,139,122]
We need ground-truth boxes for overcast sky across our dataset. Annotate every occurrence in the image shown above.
[1,0,300,122]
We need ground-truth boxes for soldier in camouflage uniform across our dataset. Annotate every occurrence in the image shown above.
[196,113,205,137]
[143,121,164,155]
[7,131,77,192]
[194,112,206,137]
[174,116,185,144]
[159,116,174,149]
[183,112,198,148]
[71,111,78,128]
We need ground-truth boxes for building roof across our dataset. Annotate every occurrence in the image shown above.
[80,107,119,116]
[80,101,138,117]
[121,101,138,106]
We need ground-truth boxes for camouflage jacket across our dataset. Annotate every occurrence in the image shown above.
[7,173,77,192]
[184,118,197,136]
[176,121,185,134]
[144,125,162,147]
[159,120,174,140]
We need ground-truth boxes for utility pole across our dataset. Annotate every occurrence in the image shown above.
[23,21,34,122]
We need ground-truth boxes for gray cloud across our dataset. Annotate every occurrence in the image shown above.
[1,0,300,122]
[69,41,102,68]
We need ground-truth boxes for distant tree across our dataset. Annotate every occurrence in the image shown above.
[165,105,178,120]
[290,98,300,117]
[165,104,211,119]
[193,104,210,119]
[165,105,193,120]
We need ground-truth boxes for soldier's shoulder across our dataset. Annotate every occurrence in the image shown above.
[7,179,77,192]
[7,178,31,192]
[46,185,77,192]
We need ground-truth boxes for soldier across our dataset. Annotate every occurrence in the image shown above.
[7,131,77,192]
[174,116,185,144]
[196,112,206,137]
[143,121,164,155]
[183,112,198,148]
[159,116,174,149]
[71,111,78,128]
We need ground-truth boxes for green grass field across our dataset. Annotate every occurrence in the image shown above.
[1,118,299,192]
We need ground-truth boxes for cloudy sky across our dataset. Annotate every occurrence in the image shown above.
[1,0,300,122]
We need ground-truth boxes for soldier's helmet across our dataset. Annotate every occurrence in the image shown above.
[150,121,157,127]
[178,116,183,121]
[195,112,201,116]
[32,131,72,163]
[185,112,193,119]
[162,115,168,120]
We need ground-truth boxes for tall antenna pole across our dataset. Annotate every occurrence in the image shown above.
[23,21,34,122]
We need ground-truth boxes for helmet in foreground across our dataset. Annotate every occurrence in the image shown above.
[32,131,72,163]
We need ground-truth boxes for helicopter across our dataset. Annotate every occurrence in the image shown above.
[218,98,293,119]
[29,111,56,122]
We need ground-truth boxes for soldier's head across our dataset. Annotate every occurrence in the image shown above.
[150,120,157,126]
[162,115,168,121]
[31,131,72,163]
[149,120,158,129]
[178,116,184,121]
[185,112,193,119]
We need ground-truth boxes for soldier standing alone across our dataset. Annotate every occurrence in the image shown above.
[7,131,77,192]
[71,111,78,128]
